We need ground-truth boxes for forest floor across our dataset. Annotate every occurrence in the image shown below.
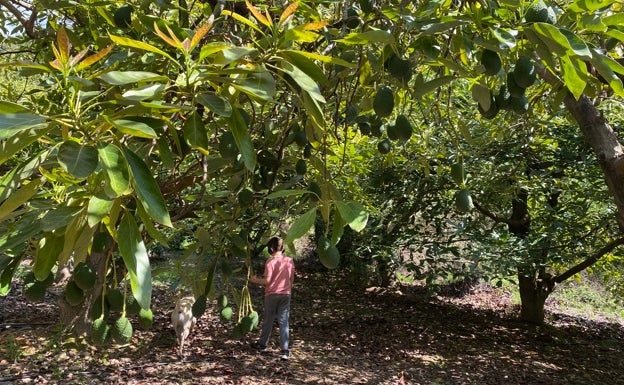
[2,262,624,385]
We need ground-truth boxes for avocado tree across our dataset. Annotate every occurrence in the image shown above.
[309,0,624,324]
[2,0,624,339]
[0,0,371,340]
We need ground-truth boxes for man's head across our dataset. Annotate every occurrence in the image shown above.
[267,236,284,255]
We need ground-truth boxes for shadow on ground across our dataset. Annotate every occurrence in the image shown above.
[1,270,624,384]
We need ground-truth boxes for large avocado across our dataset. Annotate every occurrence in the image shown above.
[481,49,502,76]
[373,86,394,118]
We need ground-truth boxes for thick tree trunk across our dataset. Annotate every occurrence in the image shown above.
[518,272,555,324]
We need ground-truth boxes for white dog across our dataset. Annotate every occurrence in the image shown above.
[171,296,196,357]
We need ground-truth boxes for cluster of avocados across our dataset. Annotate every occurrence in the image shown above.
[476,0,556,120]
[478,53,537,119]
[353,84,413,155]
[89,280,153,346]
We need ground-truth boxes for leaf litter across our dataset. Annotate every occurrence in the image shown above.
[1,270,624,384]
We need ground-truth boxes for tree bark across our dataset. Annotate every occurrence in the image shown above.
[518,272,554,324]
[563,94,624,230]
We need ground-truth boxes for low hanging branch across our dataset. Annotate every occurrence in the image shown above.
[553,236,624,284]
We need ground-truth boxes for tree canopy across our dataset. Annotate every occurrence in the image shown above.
[2,0,624,338]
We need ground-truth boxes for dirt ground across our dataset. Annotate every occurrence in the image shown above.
[2,268,624,385]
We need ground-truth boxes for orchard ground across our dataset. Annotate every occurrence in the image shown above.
[2,259,624,385]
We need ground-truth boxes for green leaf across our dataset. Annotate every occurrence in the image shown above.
[559,28,592,58]
[88,194,115,227]
[579,14,607,32]
[198,42,230,63]
[70,224,94,265]
[109,34,177,63]
[34,232,64,281]
[527,23,567,56]
[331,210,346,245]
[283,25,325,44]
[458,119,476,146]
[471,84,492,111]
[602,13,624,26]
[560,55,588,100]
[335,201,369,232]
[531,23,591,58]
[136,202,168,246]
[203,256,218,297]
[58,211,88,265]
[589,52,624,97]
[57,141,99,179]
[183,111,209,153]
[229,108,256,171]
[121,83,166,101]
[0,125,51,165]
[122,147,172,227]
[0,179,40,222]
[156,136,175,169]
[413,76,455,99]
[118,213,152,310]
[221,9,264,34]
[0,113,46,139]
[335,30,395,45]
[214,46,258,65]
[279,59,325,103]
[0,101,30,113]
[279,50,328,86]
[196,93,232,117]
[41,206,83,232]
[285,208,317,244]
[0,256,21,296]
[524,29,557,71]
[267,189,310,199]
[98,70,168,85]
[232,70,276,103]
[491,27,516,48]
[0,211,40,254]
[420,20,468,34]
[569,0,615,12]
[98,143,131,197]
[0,149,51,202]
[301,92,326,141]
[109,117,159,139]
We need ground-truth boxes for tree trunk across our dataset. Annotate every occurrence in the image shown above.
[517,272,555,324]
[564,94,624,229]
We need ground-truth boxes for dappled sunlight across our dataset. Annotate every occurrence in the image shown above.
[1,271,624,384]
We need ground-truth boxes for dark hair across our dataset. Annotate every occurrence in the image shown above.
[267,237,284,254]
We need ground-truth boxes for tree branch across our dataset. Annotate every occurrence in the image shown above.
[0,0,44,39]
[472,198,505,223]
[554,236,624,283]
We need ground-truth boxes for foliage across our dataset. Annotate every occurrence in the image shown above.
[2,0,624,332]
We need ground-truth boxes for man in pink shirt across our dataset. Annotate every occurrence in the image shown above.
[249,236,295,360]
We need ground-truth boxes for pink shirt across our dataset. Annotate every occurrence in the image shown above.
[264,254,295,296]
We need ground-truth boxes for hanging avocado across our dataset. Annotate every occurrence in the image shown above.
[481,49,502,76]
[394,114,413,142]
[113,4,133,28]
[373,86,394,118]
[455,188,474,213]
